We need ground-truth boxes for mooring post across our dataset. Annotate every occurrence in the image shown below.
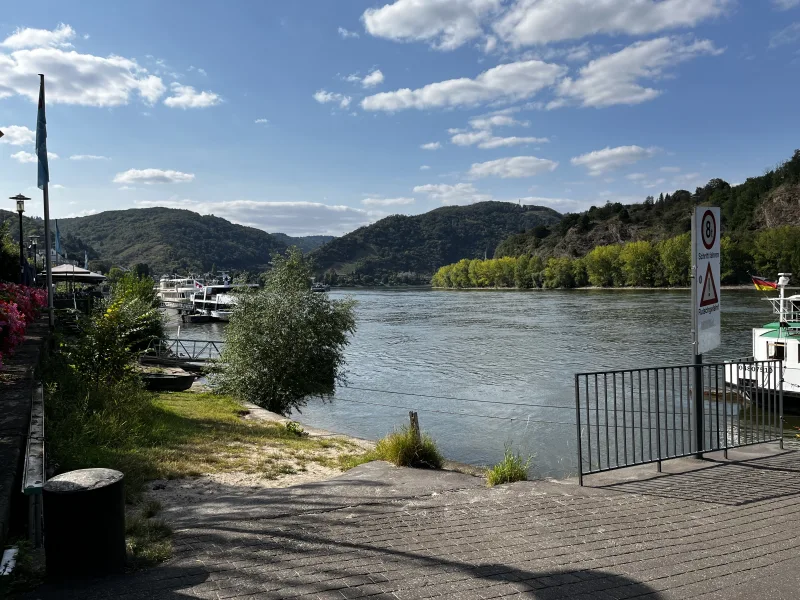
[694,353,704,458]
[409,411,421,445]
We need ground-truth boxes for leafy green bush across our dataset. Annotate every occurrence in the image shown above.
[211,248,356,416]
[374,426,443,469]
[486,447,532,487]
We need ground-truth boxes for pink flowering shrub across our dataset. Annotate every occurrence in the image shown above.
[0,284,48,369]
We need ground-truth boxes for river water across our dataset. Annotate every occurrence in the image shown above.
[167,288,778,479]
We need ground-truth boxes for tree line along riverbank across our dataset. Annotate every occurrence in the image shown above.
[431,226,800,290]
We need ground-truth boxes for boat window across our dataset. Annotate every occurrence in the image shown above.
[767,342,785,360]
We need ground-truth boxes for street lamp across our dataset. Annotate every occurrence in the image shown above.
[29,235,40,281]
[9,194,29,281]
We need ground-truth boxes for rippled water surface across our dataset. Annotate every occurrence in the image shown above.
[171,288,772,478]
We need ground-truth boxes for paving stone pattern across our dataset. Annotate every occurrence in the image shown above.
[31,446,800,600]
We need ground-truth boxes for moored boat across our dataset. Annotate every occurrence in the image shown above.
[191,283,258,321]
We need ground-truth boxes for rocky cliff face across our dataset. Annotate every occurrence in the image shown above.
[756,184,800,229]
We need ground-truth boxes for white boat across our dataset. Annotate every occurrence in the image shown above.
[725,273,800,403]
[156,276,205,309]
[191,283,258,322]
[311,282,330,292]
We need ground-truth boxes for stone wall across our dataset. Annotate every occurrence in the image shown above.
[0,319,48,549]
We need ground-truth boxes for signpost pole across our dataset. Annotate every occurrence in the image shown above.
[691,210,703,458]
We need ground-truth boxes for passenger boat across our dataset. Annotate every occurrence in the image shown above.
[156,276,205,309]
[311,282,330,292]
[725,273,800,401]
[191,283,258,322]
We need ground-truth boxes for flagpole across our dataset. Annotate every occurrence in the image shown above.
[38,74,54,328]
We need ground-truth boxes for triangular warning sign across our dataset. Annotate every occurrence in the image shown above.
[699,263,719,307]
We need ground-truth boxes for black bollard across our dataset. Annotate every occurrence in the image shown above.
[43,468,126,578]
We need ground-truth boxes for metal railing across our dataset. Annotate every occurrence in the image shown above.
[575,359,783,485]
[150,338,225,361]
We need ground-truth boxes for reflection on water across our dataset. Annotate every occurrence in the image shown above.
[168,288,784,478]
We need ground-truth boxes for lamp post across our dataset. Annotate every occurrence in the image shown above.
[10,194,29,281]
[29,235,40,282]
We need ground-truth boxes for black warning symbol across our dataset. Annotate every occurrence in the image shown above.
[699,263,719,307]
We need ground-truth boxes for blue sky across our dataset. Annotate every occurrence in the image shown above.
[1,0,799,236]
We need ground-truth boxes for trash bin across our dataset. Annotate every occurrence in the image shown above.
[43,468,126,578]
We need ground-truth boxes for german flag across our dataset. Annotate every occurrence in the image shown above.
[751,275,778,291]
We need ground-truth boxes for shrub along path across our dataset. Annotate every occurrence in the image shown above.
[29,443,800,599]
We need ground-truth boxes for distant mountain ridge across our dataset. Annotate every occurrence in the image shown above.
[0,207,333,275]
[310,201,562,284]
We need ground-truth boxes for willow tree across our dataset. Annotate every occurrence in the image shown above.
[211,248,356,416]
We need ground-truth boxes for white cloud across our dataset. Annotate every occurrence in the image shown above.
[113,168,195,185]
[0,26,166,107]
[469,155,557,178]
[10,150,58,163]
[362,59,565,111]
[773,0,800,9]
[414,182,494,204]
[625,173,647,181]
[660,166,681,173]
[338,27,360,39]
[163,83,221,108]
[65,208,98,218]
[1,23,76,49]
[494,0,730,47]
[118,186,137,191]
[51,184,66,189]
[672,172,703,187]
[361,197,416,206]
[362,0,501,51]
[313,90,352,109]
[0,125,35,145]
[69,154,110,161]
[770,23,800,48]
[134,198,372,236]
[571,145,659,175]
[469,114,528,129]
[420,165,431,170]
[643,177,667,189]
[188,65,207,76]
[361,69,385,88]
[255,118,269,124]
[421,142,441,150]
[556,37,723,108]
[518,195,585,212]
[451,129,547,149]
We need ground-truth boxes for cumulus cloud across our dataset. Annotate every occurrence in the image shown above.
[65,208,98,218]
[0,125,35,145]
[420,142,441,150]
[338,27,360,39]
[494,0,730,47]
[362,59,565,111]
[1,23,76,49]
[11,150,58,163]
[449,115,546,149]
[413,182,494,204]
[571,145,659,176]
[187,65,207,76]
[420,165,431,170]
[555,37,723,108]
[361,197,416,206]
[469,155,558,178]
[255,118,269,124]
[361,69,385,88]
[313,90,352,108]
[134,198,372,236]
[362,0,501,50]
[163,83,221,108]
[70,154,110,160]
[113,168,195,185]
[0,25,166,107]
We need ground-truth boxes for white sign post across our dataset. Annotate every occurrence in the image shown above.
[691,206,720,457]
[692,206,721,355]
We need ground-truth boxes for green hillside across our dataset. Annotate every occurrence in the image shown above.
[270,233,334,253]
[310,202,562,285]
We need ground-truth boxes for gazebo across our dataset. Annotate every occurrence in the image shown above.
[46,264,107,284]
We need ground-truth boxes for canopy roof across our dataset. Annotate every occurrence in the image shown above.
[44,264,107,283]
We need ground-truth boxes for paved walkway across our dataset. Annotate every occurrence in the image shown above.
[29,444,800,599]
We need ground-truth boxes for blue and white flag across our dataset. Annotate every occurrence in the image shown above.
[36,76,49,190]
[54,220,62,257]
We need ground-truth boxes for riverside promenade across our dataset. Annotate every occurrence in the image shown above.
[31,444,800,600]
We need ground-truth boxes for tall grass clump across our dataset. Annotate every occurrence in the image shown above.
[374,426,443,469]
[486,447,532,487]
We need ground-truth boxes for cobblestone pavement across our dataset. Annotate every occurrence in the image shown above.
[29,444,800,600]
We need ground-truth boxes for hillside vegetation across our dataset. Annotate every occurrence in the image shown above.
[311,202,561,285]
[435,149,800,288]
[0,207,331,275]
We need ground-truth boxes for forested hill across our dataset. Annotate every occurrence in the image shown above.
[310,202,562,284]
[0,207,330,275]
[496,149,800,261]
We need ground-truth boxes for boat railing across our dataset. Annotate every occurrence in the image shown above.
[147,338,225,362]
[574,358,783,485]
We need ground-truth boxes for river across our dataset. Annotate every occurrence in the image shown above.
[167,288,778,479]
